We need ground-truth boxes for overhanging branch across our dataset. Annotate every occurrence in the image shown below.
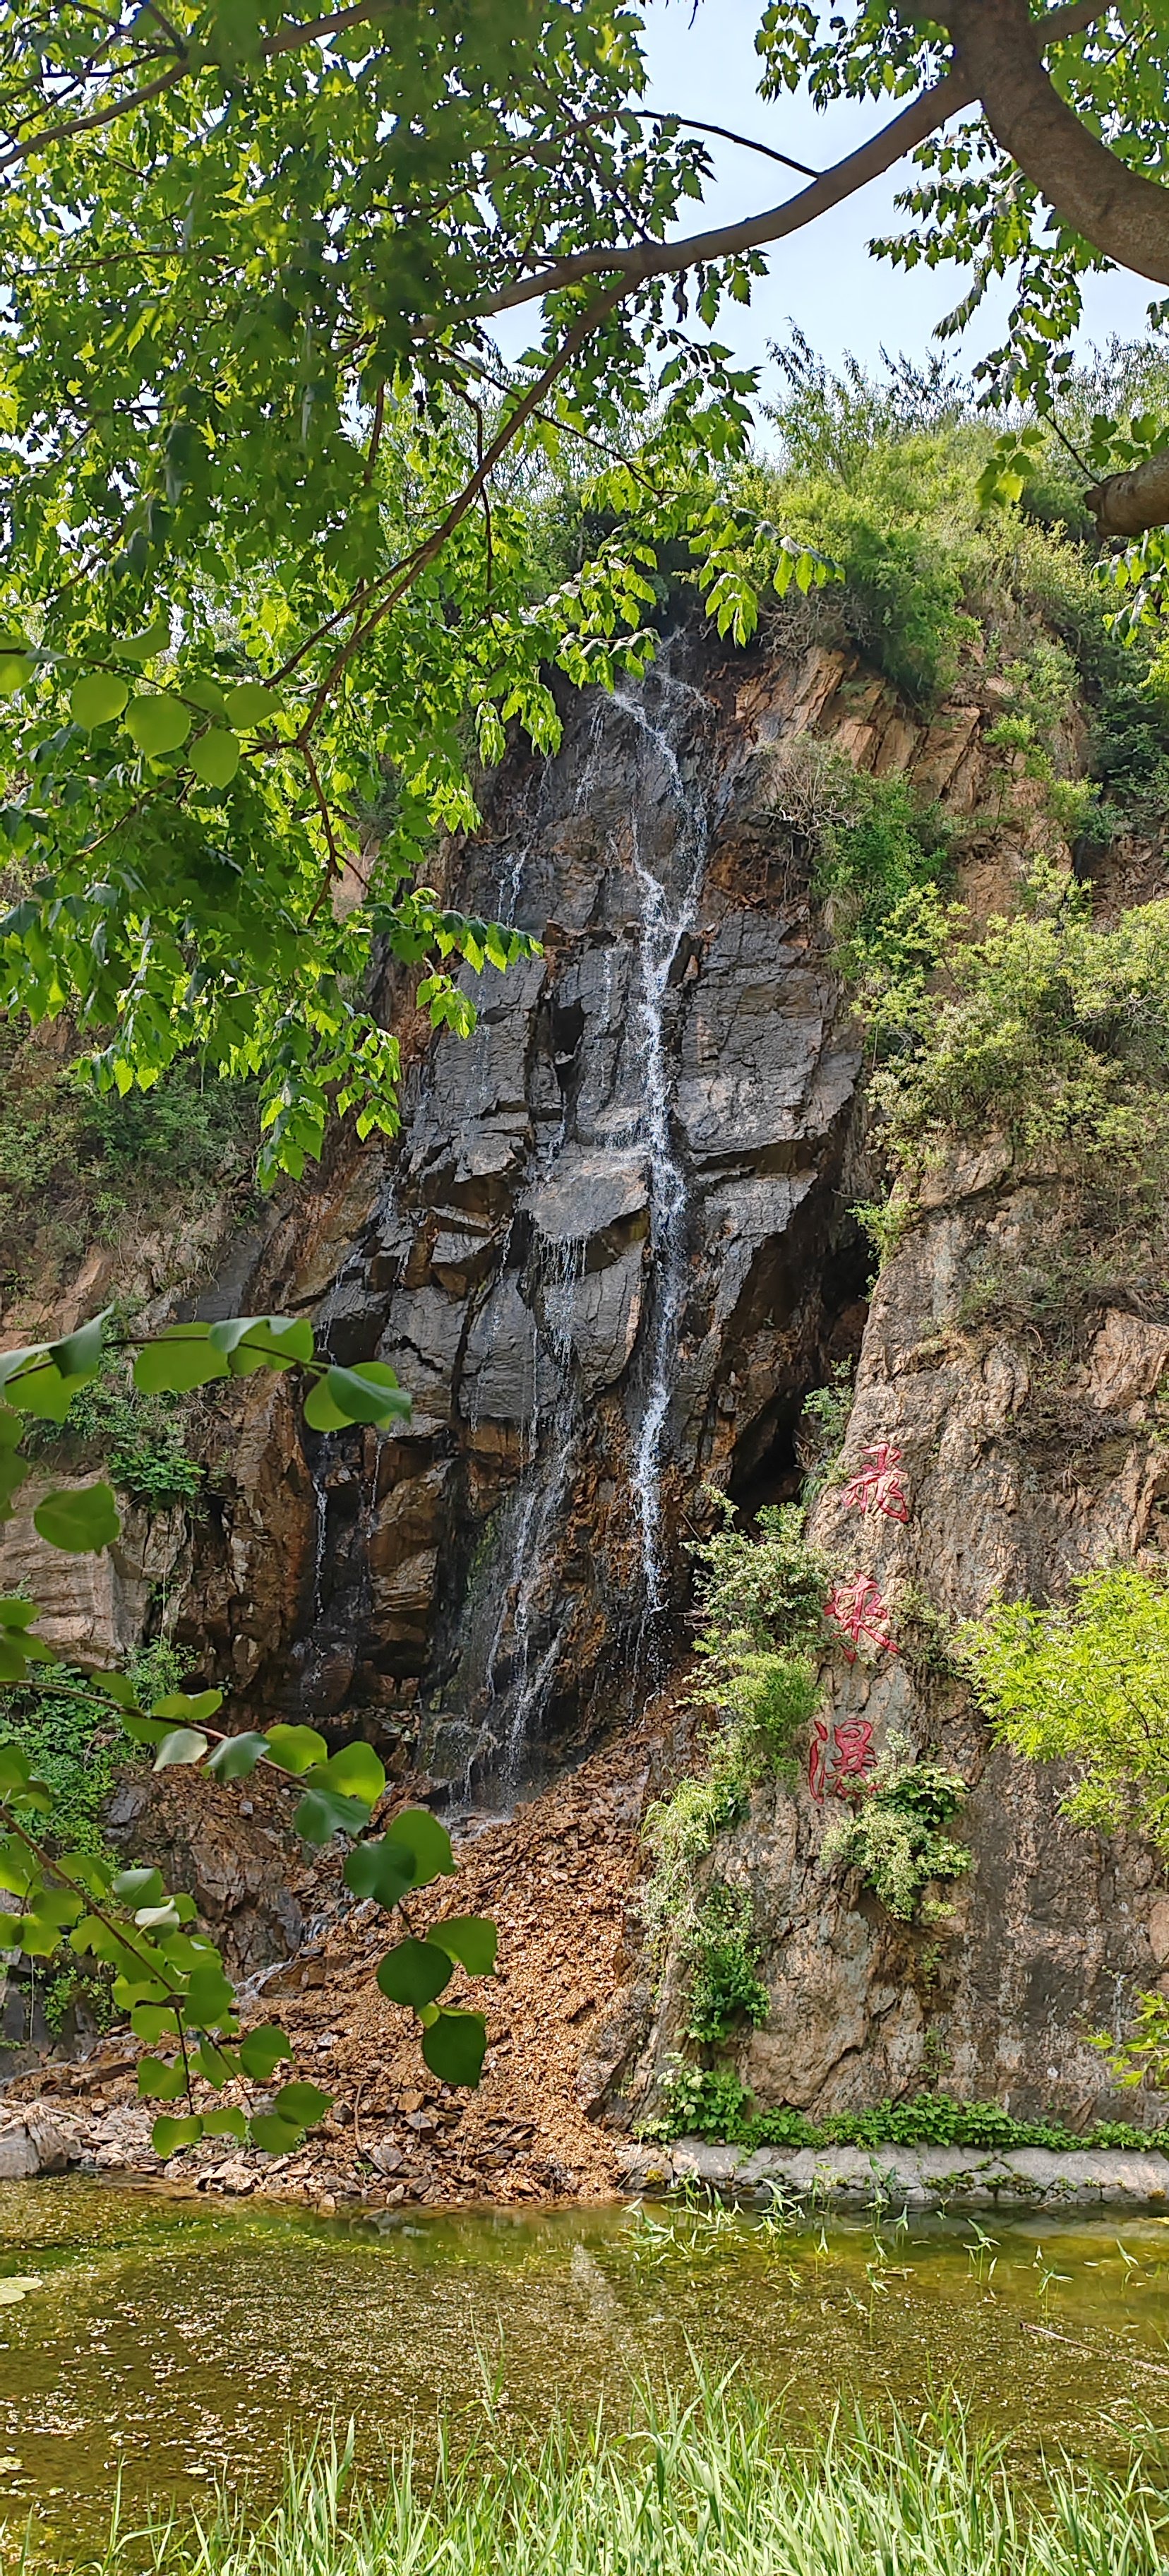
[466,0,1108,326]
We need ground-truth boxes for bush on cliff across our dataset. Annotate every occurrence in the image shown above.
[856,864,1169,1222]
[642,1501,828,1941]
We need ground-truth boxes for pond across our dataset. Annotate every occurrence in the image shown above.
[3,2181,1169,2544]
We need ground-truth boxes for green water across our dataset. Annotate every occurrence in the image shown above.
[4,2181,1169,2539]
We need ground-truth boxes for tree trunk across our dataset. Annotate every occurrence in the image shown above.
[947,0,1169,287]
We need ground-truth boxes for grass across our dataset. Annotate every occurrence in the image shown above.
[54,2388,1169,2576]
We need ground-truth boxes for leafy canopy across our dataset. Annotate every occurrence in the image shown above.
[5,1,1169,1173]
[857,865,1169,1216]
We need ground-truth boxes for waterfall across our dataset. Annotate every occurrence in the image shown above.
[445,643,727,1804]
[472,1232,586,1801]
[612,667,716,1614]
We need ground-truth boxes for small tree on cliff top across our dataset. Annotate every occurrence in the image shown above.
[4,5,1169,1185]
[0,1309,496,2153]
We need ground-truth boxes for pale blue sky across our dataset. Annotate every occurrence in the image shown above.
[495,0,1154,407]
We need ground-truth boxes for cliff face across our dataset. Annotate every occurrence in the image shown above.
[606,1151,1169,2130]
[6,601,1167,2123]
[181,611,1076,1814]
[182,628,873,1794]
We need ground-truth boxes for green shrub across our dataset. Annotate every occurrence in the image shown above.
[684,1885,771,2045]
[820,1733,970,1922]
[797,1361,855,1496]
[643,1502,829,1937]
[960,1564,1169,1852]
[858,865,1169,1220]
[798,754,952,976]
[0,1039,257,1292]
[0,1638,183,2032]
[0,1636,181,1854]
[24,1348,202,1508]
[649,2060,755,2142]
[644,2077,1169,2154]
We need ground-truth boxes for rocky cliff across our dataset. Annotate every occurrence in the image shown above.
[6,595,1168,2142]
[176,625,875,1795]
[606,1148,1169,2131]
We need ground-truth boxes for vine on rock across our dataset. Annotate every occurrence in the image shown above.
[0,1307,496,2156]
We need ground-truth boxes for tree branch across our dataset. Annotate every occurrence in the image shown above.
[947,0,1169,286]
[293,288,622,740]
[656,116,818,181]
[462,0,1107,326]
[1087,446,1169,537]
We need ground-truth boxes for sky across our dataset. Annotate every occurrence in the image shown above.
[496,0,1156,408]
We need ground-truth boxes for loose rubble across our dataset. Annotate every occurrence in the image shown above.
[0,1719,666,2210]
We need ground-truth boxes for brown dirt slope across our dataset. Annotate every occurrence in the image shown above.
[5,1715,675,2207]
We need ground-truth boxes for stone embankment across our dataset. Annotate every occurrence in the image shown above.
[619,2137,1169,2212]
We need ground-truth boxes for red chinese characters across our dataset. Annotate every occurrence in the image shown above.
[808,1712,875,1801]
[842,1441,909,1524]
[824,1570,895,1662]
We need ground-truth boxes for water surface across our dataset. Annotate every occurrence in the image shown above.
[3,2181,1169,2542]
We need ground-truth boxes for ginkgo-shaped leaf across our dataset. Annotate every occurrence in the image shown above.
[190,728,241,787]
[421,2008,488,2088]
[223,681,279,724]
[124,695,191,756]
[71,673,129,728]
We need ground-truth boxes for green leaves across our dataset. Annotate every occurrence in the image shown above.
[294,1783,372,1845]
[204,2106,248,2142]
[124,696,192,758]
[376,1938,455,2010]
[316,1742,385,1806]
[421,2009,488,2088]
[191,729,241,788]
[137,2056,188,2101]
[0,1597,56,1686]
[133,1325,231,1395]
[152,2114,204,2155]
[152,1688,224,1726]
[271,2081,332,2126]
[342,1834,416,1909]
[303,1361,412,1433]
[153,1727,210,1769]
[248,2113,302,2154]
[429,1916,498,1975]
[71,673,129,729]
[206,1731,268,1780]
[382,1806,455,1888]
[264,1723,328,1775]
[238,2024,293,2082]
[0,1744,52,1811]
[223,683,279,725]
[185,1962,236,2027]
[114,616,170,663]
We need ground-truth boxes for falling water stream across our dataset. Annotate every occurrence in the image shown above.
[612,665,721,1616]
[289,645,736,1797]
